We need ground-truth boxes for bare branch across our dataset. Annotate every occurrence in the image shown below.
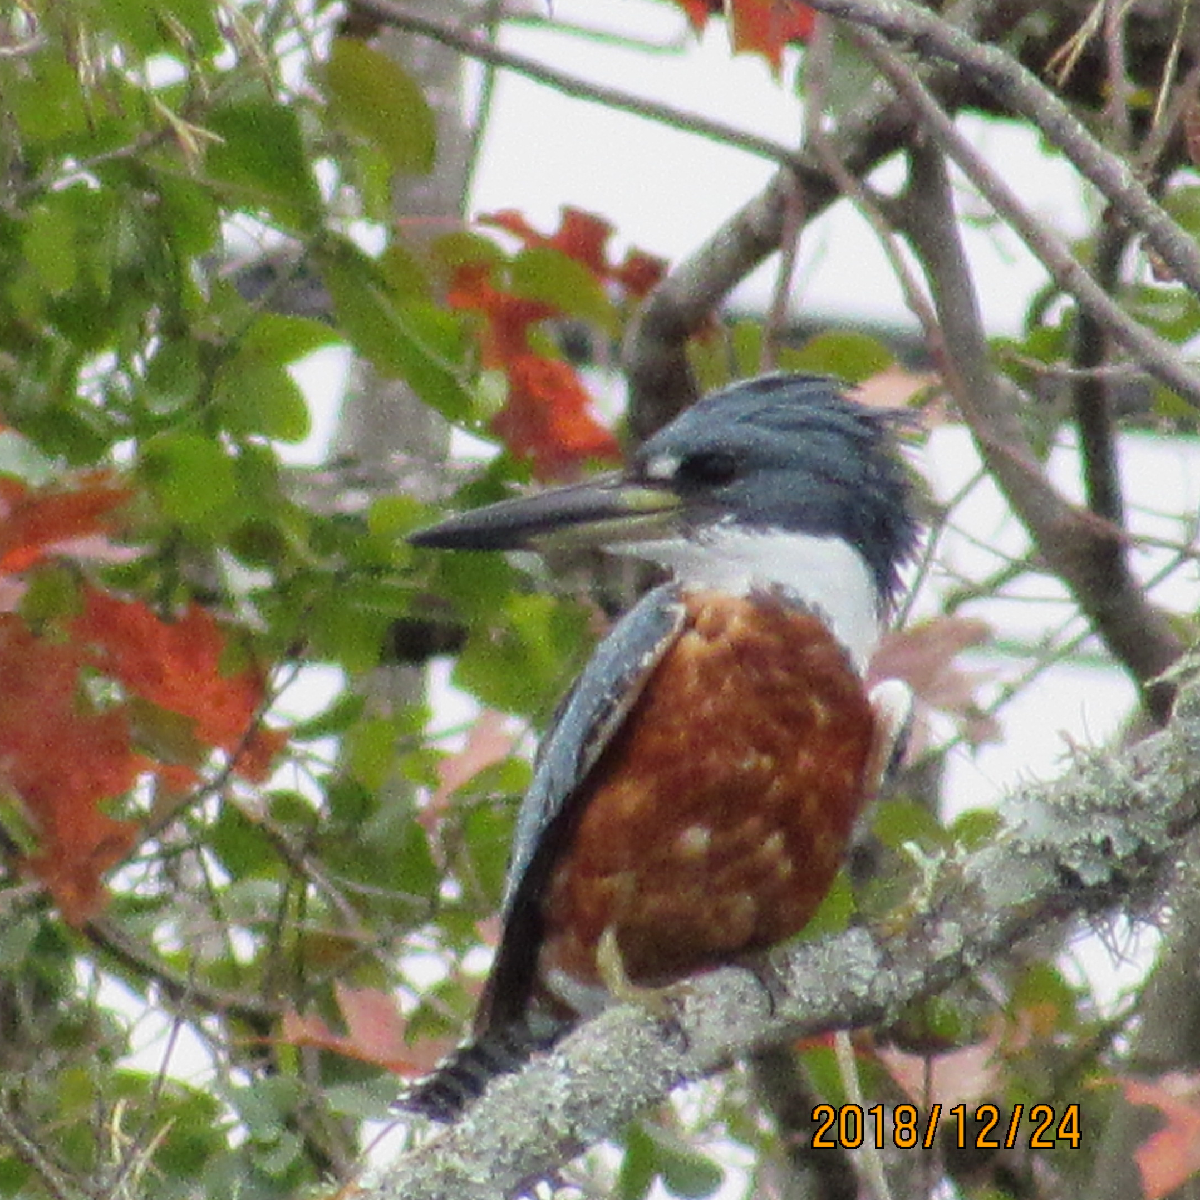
[372,671,1200,1200]
[1071,211,1132,529]
[622,87,922,438]
[853,26,1200,411]
[347,0,801,167]
[895,129,1183,720]
[803,0,1200,299]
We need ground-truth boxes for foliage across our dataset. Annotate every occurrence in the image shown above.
[2,1,1200,1199]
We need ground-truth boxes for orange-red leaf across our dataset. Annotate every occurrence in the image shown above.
[729,0,816,66]
[74,589,285,781]
[494,356,620,478]
[0,474,130,573]
[281,984,450,1076]
[448,262,555,362]
[481,207,613,280]
[611,249,668,299]
[670,0,714,31]
[668,1,816,66]
[0,614,141,923]
[448,258,620,479]
[478,206,666,301]
[1125,1074,1200,1199]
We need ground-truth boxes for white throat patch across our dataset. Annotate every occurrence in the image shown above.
[613,527,882,672]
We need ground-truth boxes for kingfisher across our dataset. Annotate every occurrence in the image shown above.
[403,373,919,1121]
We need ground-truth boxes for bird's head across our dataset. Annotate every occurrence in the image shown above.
[411,374,919,613]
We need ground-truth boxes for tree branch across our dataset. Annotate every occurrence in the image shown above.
[371,670,1200,1200]
[622,87,920,439]
[873,55,1185,720]
[347,0,801,168]
[852,26,1200,411]
[802,0,1200,302]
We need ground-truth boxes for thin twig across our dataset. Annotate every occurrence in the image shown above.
[84,916,283,1026]
[892,117,1183,719]
[346,0,801,168]
[800,0,1200,298]
[0,1103,79,1200]
[853,26,1200,411]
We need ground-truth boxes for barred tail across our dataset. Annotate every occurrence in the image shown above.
[398,1013,570,1122]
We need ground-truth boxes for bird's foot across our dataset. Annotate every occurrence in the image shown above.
[740,951,790,1018]
[596,927,682,1023]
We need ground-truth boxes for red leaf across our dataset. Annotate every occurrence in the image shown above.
[281,984,451,1076]
[669,0,715,32]
[478,206,665,300]
[449,259,620,479]
[729,0,817,66]
[0,615,141,923]
[1124,1074,1200,1199]
[481,207,613,279]
[0,474,130,573]
[74,589,285,781]
[668,1,817,62]
[493,356,620,479]
[869,617,1000,747]
[610,249,668,299]
[448,262,555,362]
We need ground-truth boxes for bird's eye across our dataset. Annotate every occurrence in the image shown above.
[674,450,739,488]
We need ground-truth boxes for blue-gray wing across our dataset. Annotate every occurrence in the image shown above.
[475,581,687,1033]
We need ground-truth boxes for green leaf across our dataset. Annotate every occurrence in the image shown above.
[345,716,400,792]
[23,202,78,296]
[949,806,1002,850]
[214,357,311,442]
[636,1121,725,1200]
[380,241,433,300]
[98,0,221,56]
[617,1123,657,1200]
[323,1079,402,1120]
[212,314,335,441]
[389,819,440,900]
[462,801,518,906]
[509,246,617,332]
[290,691,367,741]
[0,430,56,485]
[239,313,340,365]
[455,594,590,717]
[870,798,948,852]
[798,871,854,939]
[205,100,321,231]
[430,230,507,274]
[211,804,276,878]
[780,330,895,382]
[323,38,436,174]
[7,57,89,141]
[319,239,472,420]
[150,170,221,259]
[1164,184,1200,237]
[367,494,428,539]
[143,340,202,416]
[140,432,237,528]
